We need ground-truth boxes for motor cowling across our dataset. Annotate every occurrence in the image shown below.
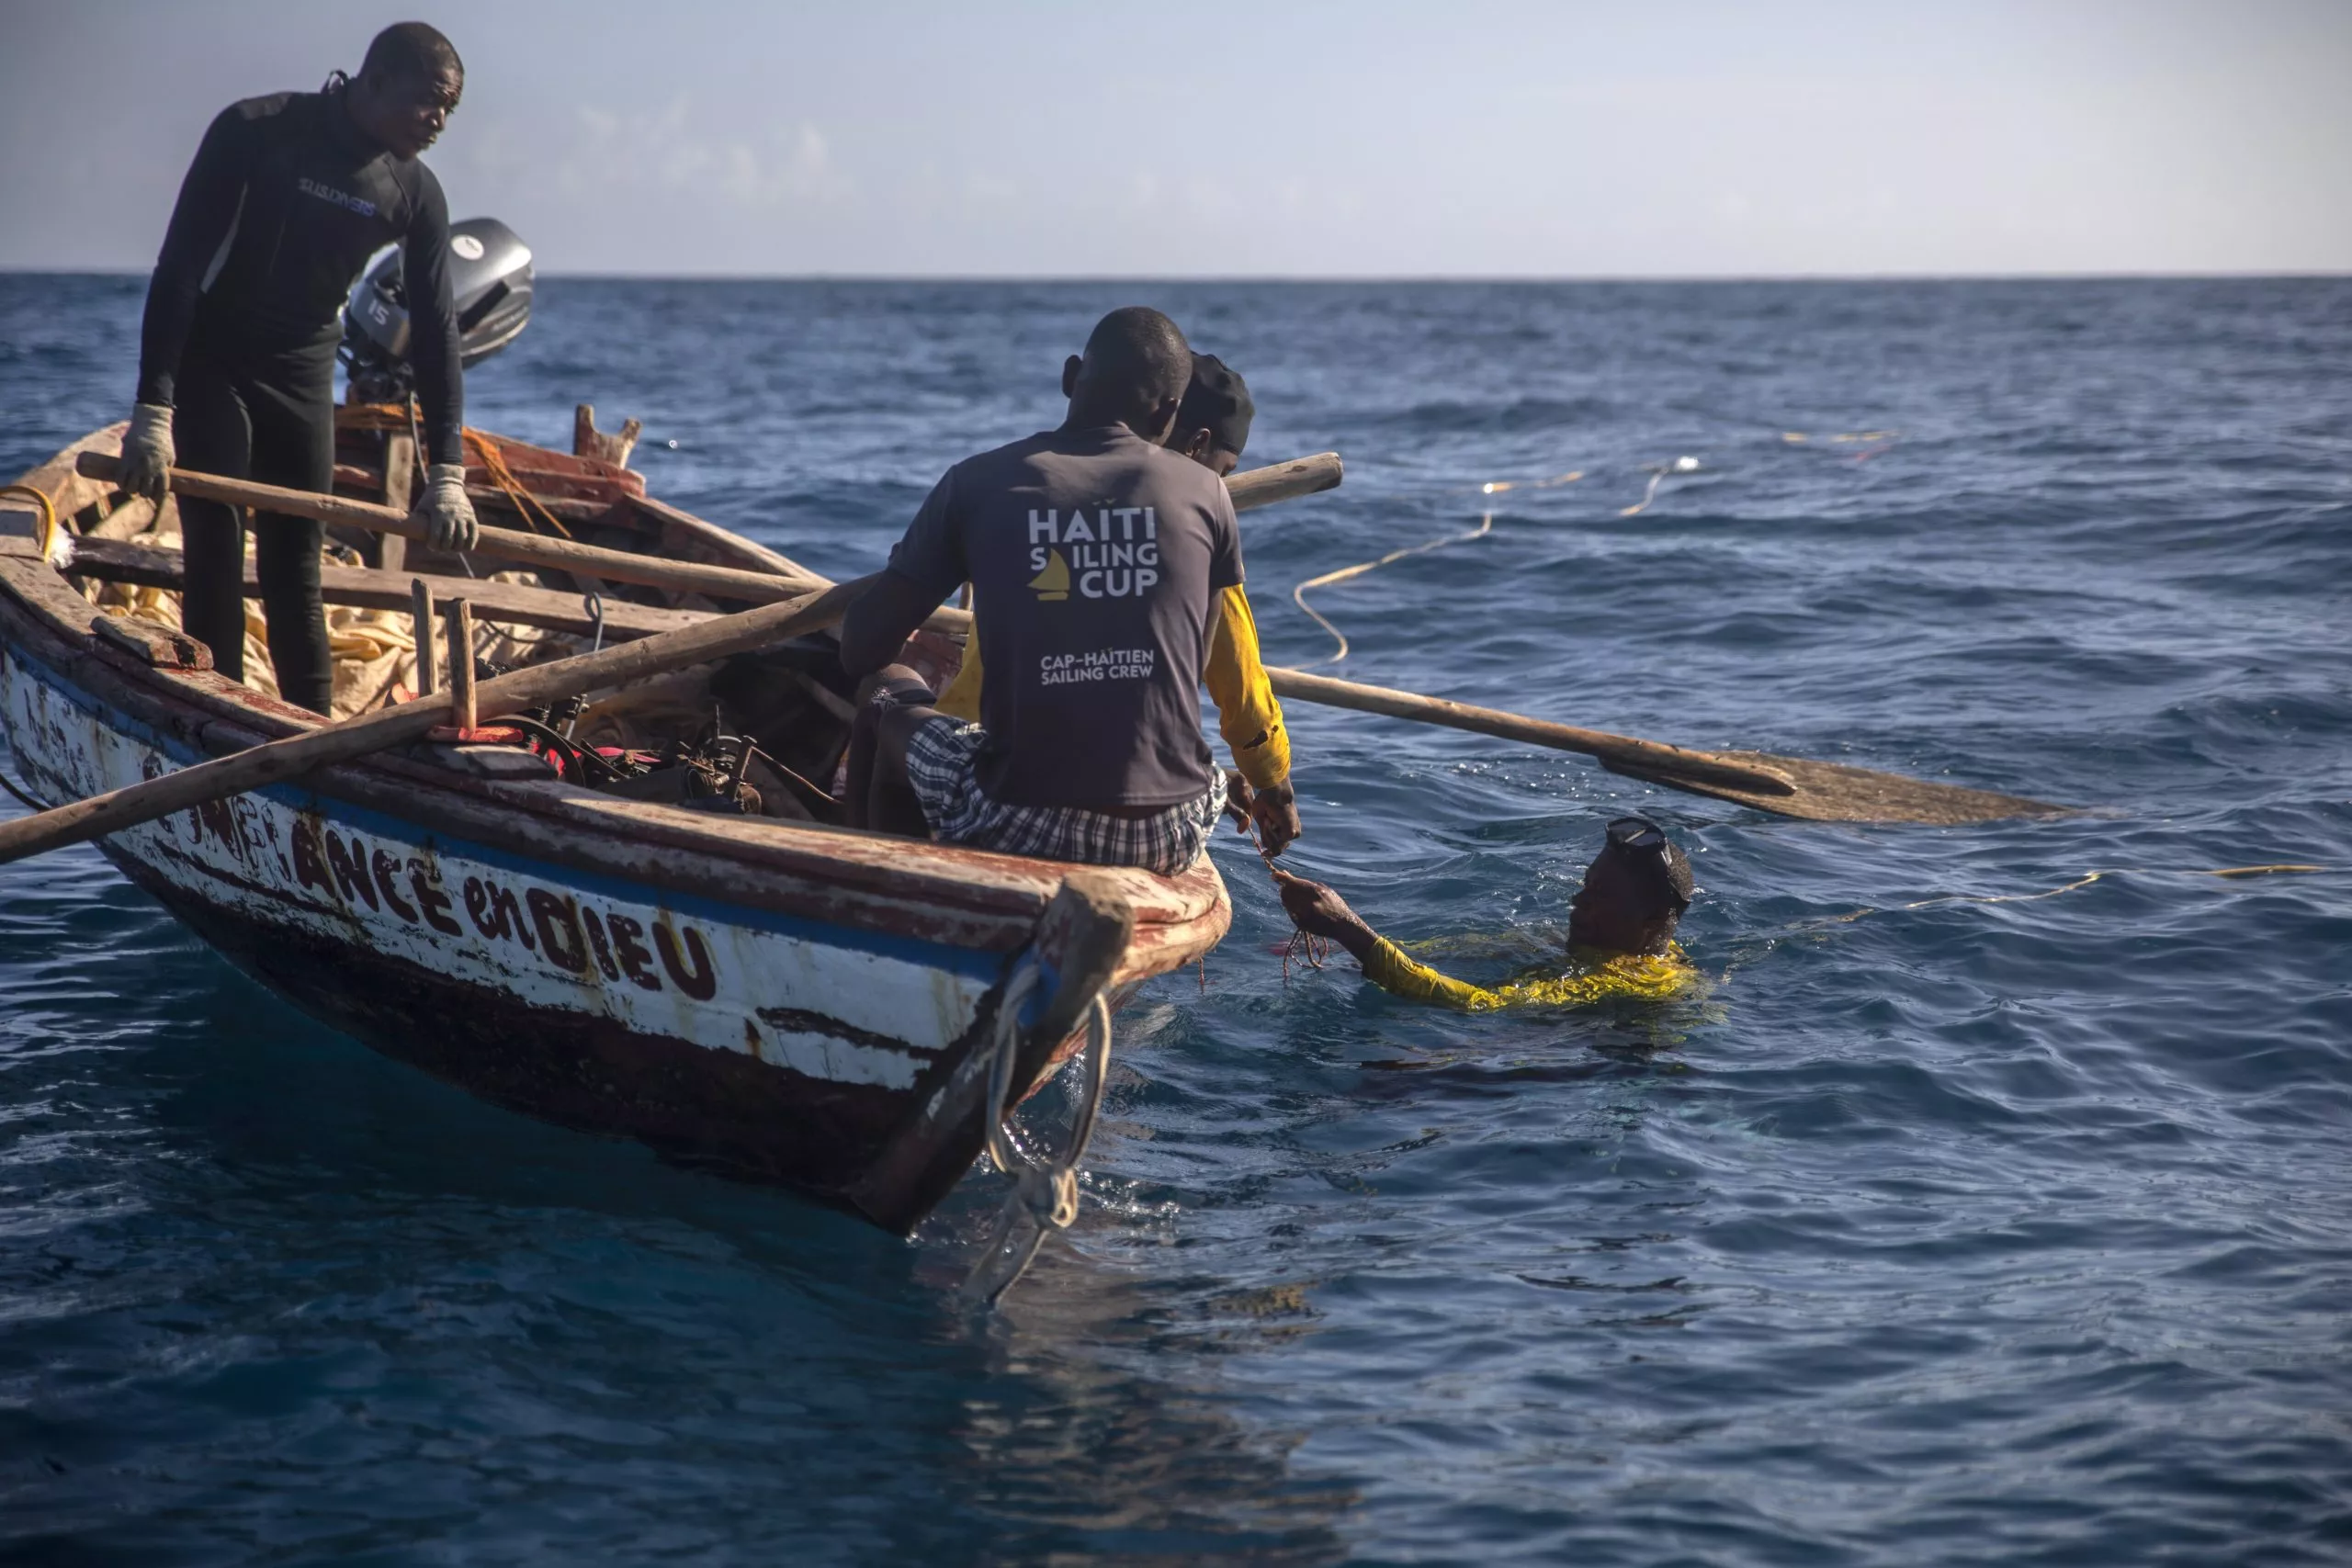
[340,217,533,402]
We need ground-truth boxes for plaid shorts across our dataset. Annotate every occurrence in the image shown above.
[903,715,1225,877]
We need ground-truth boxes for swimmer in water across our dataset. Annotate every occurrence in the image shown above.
[1269,817,1697,1010]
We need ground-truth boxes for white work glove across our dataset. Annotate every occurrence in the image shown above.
[413,463,479,553]
[119,402,175,503]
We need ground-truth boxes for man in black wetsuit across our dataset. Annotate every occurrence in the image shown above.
[119,22,478,715]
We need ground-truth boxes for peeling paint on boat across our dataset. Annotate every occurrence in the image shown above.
[2,649,986,1091]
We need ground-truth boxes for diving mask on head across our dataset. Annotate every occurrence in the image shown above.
[1606,817,1668,853]
[1600,816,1695,914]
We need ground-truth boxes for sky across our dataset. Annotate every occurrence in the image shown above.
[2,0,2347,277]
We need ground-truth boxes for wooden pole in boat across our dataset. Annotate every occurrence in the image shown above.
[445,599,477,735]
[74,454,875,621]
[377,432,413,575]
[0,576,875,866]
[409,578,435,697]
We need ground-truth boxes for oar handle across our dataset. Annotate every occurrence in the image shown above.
[1227,453,1341,512]
[82,450,457,547]
[0,575,873,867]
[1263,667,1798,796]
[76,450,831,598]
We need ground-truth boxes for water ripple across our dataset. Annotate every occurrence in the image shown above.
[5,276,2350,1563]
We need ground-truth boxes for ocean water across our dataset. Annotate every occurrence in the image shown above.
[3,274,2349,1565]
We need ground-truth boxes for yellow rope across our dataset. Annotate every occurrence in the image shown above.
[1,483,60,563]
[1810,863,2334,929]
[334,401,416,431]
[1471,469,1582,496]
[462,429,575,540]
[1280,468,1601,667]
[1689,861,2341,993]
[338,401,576,539]
[1290,512,1496,668]
[2206,863,2326,877]
[1619,456,1702,517]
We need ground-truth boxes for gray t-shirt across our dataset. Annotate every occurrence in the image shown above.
[886,423,1245,808]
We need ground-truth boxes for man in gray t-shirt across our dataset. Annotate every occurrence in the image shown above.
[840,307,1302,874]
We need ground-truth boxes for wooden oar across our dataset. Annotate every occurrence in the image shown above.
[1263,668,2064,824]
[1265,668,1795,796]
[808,601,2058,823]
[0,576,869,866]
[66,535,710,642]
[755,574,2059,823]
[77,451,833,605]
[62,447,1349,645]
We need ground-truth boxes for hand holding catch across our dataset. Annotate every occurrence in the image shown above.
[1269,867,1374,956]
[119,403,175,504]
[413,463,478,552]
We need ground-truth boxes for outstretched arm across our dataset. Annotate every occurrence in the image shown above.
[1205,584,1301,852]
[1271,868,1498,1010]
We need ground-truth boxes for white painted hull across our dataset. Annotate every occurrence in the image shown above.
[4,644,1000,1089]
[0,639,1035,1219]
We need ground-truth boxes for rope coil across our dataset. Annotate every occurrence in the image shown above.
[462,429,576,539]
[343,400,578,538]
[963,954,1114,1304]
[1,483,61,565]
[1291,512,1494,668]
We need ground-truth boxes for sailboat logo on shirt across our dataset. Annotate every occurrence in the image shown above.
[1024,507,1160,601]
[1028,549,1071,601]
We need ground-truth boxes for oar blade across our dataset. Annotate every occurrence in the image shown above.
[1605,750,2069,825]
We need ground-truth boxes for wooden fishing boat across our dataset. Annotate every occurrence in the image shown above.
[0,407,1260,1235]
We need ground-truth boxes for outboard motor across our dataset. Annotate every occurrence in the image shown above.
[340,217,533,403]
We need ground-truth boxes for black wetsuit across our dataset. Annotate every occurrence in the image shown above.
[137,88,461,714]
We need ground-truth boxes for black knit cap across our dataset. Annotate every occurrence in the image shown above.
[1177,355,1254,458]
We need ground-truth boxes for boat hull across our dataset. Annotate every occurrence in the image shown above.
[124,860,950,1191]
[3,638,1011,1200]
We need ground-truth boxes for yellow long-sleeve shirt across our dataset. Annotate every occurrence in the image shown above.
[1359,937,1693,1011]
[933,582,1291,789]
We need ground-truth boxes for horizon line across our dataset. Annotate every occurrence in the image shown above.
[4,266,2348,286]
